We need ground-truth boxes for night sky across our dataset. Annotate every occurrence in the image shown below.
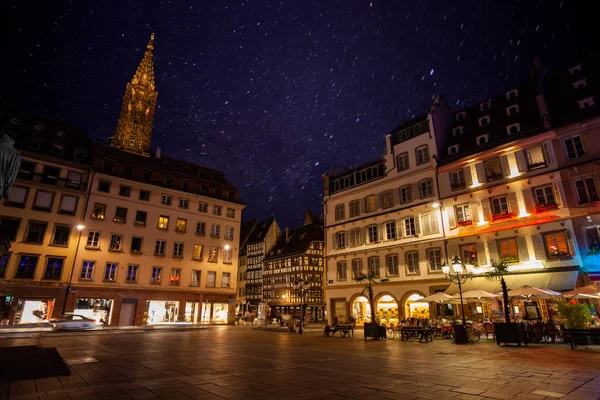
[1,1,593,229]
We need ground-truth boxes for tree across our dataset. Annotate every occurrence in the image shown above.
[485,259,511,323]
[355,271,389,324]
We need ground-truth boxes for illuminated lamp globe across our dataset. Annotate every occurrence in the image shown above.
[451,256,463,273]
[76,224,85,231]
[441,262,450,275]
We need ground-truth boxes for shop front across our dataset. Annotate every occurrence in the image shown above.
[146,300,180,324]
[201,301,229,324]
[377,295,399,326]
[351,296,371,326]
[74,298,113,325]
[404,294,430,320]
[15,298,54,324]
[185,301,202,324]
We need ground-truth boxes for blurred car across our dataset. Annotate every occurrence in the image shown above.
[50,315,101,331]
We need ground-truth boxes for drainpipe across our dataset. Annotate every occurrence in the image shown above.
[433,159,449,262]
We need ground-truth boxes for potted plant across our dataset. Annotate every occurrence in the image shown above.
[486,258,527,346]
[558,301,592,345]
[355,271,388,340]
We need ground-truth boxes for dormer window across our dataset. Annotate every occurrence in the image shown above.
[480,100,491,112]
[26,138,42,150]
[569,64,582,75]
[10,118,19,124]
[476,134,489,146]
[34,125,44,131]
[448,144,460,155]
[56,131,66,138]
[506,123,521,135]
[455,111,466,121]
[478,116,491,127]
[573,78,587,89]
[51,144,65,155]
[452,126,464,136]
[578,97,595,109]
[506,105,519,116]
[505,89,519,100]
[73,149,87,161]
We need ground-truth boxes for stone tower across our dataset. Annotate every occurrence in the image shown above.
[112,33,158,157]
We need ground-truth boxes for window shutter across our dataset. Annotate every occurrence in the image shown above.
[393,188,401,205]
[522,189,535,214]
[447,207,456,228]
[414,216,421,236]
[396,220,403,238]
[487,240,499,263]
[516,236,529,261]
[507,191,519,214]
[531,234,547,260]
[542,142,553,165]
[500,155,511,176]
[332,234,337,250]
[375,194,381,210]
[475,163,486,184]
[36,191,53,208]
[464,167,473,186]
[469,201,480,223]
[447,245,459,260]
[476,242,487,265]
[414,183,421,199]
[565,230,576,257]
[9,187,27,203]
[377,223,385,242]
[552,182,563,208]
[515,150,528,172]
[481,199,492,221]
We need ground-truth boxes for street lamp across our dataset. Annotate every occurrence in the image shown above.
[441,255,473,344]
[294,279,309,335]
[61,224,85,315]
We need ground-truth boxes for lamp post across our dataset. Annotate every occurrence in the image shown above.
[294,279,309,335]
[61,224,85,315]
[441,255,473,344]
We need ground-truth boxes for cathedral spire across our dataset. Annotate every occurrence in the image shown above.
[112,33,158,157]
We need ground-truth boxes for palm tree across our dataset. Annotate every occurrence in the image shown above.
[485,259,511,323]
[355,271,389,324]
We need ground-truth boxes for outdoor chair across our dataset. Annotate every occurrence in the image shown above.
[482,322,494,338]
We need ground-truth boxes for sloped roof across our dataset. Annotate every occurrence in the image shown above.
[247,216,277,243]
[263,222,324,261]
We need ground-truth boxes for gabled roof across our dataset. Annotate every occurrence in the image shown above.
[247,216,277,243]
[263,222,324,261]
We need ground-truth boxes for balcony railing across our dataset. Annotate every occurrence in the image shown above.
[17,172,87,191]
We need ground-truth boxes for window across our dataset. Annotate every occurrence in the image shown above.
[86,231,101,248]
[104,263,117,281]
[491,196,509,216]
[91,203,106,220]
[80,261,95,280]
[506,123,521,135]
[107,233,122,251]
[161,195,172,206]
[498,238,519,262]
[114,207,127,223]
[385,221,396,240]
[450,170,465,190]
[196,222,206,235]
[213,205,222,216]
[337,261,347,281]
[506,105,519,116]
[526,145,548,170]
[578,97,595,109]
[0,254,8,278]
[42,166,60,185]
[0,217,20,241]
[349,229,362,246]
[380,190,394,209]
[198,202,208,213]
[480,101,490,111]
[151,267,162,284]
[191,270,201,287]
[222,272,231,288]
[181,180,190,191]
[65,171,83,189]
[143,169,153,181]
[170,268,181,285]
[157,215,169,230]
[386,254,399,276]
[58,195,77,214]
[207,271,216,288]
[134,211,147,226]
[404,217,415,236]
[97,180,111,193]
[534,186,557,209]
[126,264,139,282]
[43,258,64,280]
[173,242,184,258]
[227,208,235,218]
[193,244,203,260]
[119,186,132,197]
[506,88,519,100]
[139,190,151,201]
[456,111,466,121]
[25,221,47,243]
[130,236,143,253]
[455,204,471,224]
[368,257,380,278]
[102,159,114,172]
[575,178,599,204]
[6,186,28,207]
[155,240,166,256]
[543,232,570,258]
[18,161,35,180]
[421,212,438,235]
[400,185,412,203]
[349,200,360,217]
[15,255,38,279]
[563,136,585,159]
[478,116,490,126]
[352,259,363,278]
[406,251,419,274]
[223,248,232,263]
[448,145,460,155]
[335,204,345,220]
[209,247,218,262]
[176,218,187,233]
[415,145,429,165]
[33,190,54,211]
[476,134,489,146]
[225,226,234,240]
[367,225,378,243]
[211,224,220,237]
[74,148,87,161]
[452,126,463,136]
[52,225,70,246]
[419,179,433,198]
[484,158,502,182]
[397,153,409,171]
[459,244,478,265]
[427,248,442,272]
[335,232,346,248]
[573,78,587,89]
[179,198,189,209]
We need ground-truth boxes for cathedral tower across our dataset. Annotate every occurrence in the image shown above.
[112,33,158,157]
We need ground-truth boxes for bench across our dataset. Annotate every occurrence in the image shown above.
[324,324,354,338]
[401,327,434,343]
[563,328,600,349]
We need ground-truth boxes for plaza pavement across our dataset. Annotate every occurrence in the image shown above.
[1,326,599,400]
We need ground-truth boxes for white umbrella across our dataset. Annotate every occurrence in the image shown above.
[508,285,561,299]
[563,283,600,298]
[566,293,600,299]
[421,293,454,302]
[453,290,497,300]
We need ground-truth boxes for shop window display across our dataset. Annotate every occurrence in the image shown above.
[376,295,398,326]
[351,296,371,326]
[146,300,179,324]
[404,294,429,319]
[74,298,113,325]
[15,299,54,324]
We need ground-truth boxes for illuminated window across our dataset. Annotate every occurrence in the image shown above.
[191,270,201,287]
[484,158,502,182]
[170,268,181,285]
[221,272,231,288]
[15,255,38,279]
[207,271,216,287]
[157,215,169,230]
[459,244,477,265]
[497,238,519,262]
[455,204,471,223]
[381,190,394,208]
[491,196,509,216]
[223,248,232,263]
[176,218,187,233]
[365,195,377,212]
[386,254,399,276]
[91,203,106,220]
[80,261,95,280]
[44,257,64,280]
[543,232,570,259]
[113,207,127,223]
[406,251,419,275]
[151,267,162,284]
[337,261,347,281]
[209,247,218,262]
[526,145,547,170]
[534,186,556,209]
[193,244,203,260]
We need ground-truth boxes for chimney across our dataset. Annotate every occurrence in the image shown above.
[156,147,161,158]
[285,227,291,243]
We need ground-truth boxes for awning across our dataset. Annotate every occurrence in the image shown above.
[444,269,578,295]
